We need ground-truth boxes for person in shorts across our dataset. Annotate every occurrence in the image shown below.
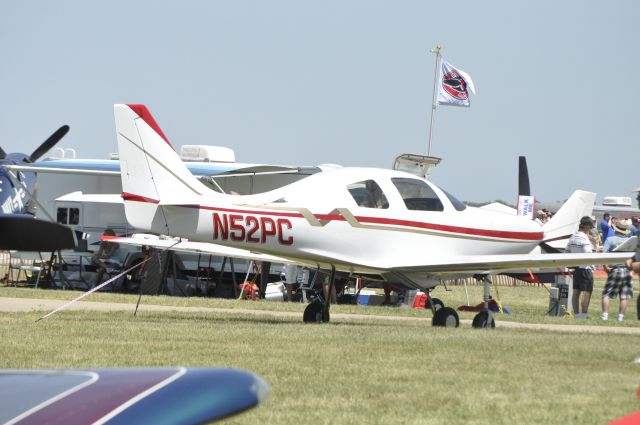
[566,216,595,316]
[601,219,633,321]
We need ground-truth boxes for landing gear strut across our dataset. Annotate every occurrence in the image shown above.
[302,265,335,323]
[472,276,495,329]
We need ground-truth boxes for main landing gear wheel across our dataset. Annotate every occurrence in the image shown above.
[471,311,495,329]
[303,302,330,323]
[431,307,459,327]
[426,297,444,311]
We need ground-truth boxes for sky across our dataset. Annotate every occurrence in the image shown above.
[1,1,638,204]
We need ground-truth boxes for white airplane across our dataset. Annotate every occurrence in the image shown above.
[112,104,631,328]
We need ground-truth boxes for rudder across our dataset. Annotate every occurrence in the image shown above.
[114,104,213,233]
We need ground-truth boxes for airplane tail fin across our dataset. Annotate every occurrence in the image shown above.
[542,190,596,250]
[114,104,215,233]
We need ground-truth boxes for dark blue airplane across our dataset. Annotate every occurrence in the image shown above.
[0,125,69,215]
[0,125,78,251]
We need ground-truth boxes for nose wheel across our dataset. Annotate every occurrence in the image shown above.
[471,310,495,328]
[472,275,496,329]
[302,265,334,323]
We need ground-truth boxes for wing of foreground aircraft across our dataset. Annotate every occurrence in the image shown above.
[0,367,268,424]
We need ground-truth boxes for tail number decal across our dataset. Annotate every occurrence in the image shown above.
[213,213,293,245]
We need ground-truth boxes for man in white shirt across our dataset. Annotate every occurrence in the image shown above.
[566,216,595,316]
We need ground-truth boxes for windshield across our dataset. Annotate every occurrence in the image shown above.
[391,178,444,211]
[437,186,467,211]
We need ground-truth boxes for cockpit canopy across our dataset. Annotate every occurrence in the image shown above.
[346,176,465,212]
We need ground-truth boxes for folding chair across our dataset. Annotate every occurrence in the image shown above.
[8,251,45,288]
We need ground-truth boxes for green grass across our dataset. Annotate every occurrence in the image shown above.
[0,281,639,424]
[1,277,638,326]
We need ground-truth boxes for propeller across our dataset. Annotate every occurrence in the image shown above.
[25,125,70,163]
[0,146,6,160]
[518,156,530,196]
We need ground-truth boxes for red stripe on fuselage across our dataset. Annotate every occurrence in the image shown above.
[122,195,542,241]
[126,104,172,148]
[355,216,543,241]
[543,234,570,243]
[121,192,160,204]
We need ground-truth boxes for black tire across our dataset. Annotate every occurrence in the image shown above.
[303,302,329,323]
[472,311,496,329]
[426,297,444,311]
[432,307,459,327]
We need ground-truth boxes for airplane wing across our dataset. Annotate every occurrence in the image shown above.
[104,234,298,265]
[109,234,633,280]
[0,367,268,424]
[389,252,632,275]
[4,162,120,176]
[6,161,314,178]
[0,215,77,251]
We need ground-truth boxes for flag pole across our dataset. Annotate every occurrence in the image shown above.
[427,45,442,157]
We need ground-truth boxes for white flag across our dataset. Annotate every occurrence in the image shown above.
[437,59,476,107]
[517,195,536,220]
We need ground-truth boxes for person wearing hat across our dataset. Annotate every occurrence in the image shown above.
[600,213,614,245]
[601,219,633,321]
[534,210,547,226]
[566,216,596,316]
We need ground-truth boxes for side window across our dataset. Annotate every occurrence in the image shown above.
[57,208,68,224]
[347,180,389,209]
[392,178,444,211]
[69,208,80,225]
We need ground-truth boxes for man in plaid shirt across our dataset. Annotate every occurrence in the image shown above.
[601,219,633,321]
[624,225,640,320]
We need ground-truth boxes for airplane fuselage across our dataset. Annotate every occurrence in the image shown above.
[114,103,630,293]
[124,167,544,275]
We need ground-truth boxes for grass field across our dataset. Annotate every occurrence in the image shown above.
[1,280,639,424]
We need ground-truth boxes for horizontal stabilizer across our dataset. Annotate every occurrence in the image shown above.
[613,236,637,252]
[103,234,296,264]
[56,191,124,204]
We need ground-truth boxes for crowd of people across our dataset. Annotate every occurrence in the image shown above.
[566,214,639,321]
